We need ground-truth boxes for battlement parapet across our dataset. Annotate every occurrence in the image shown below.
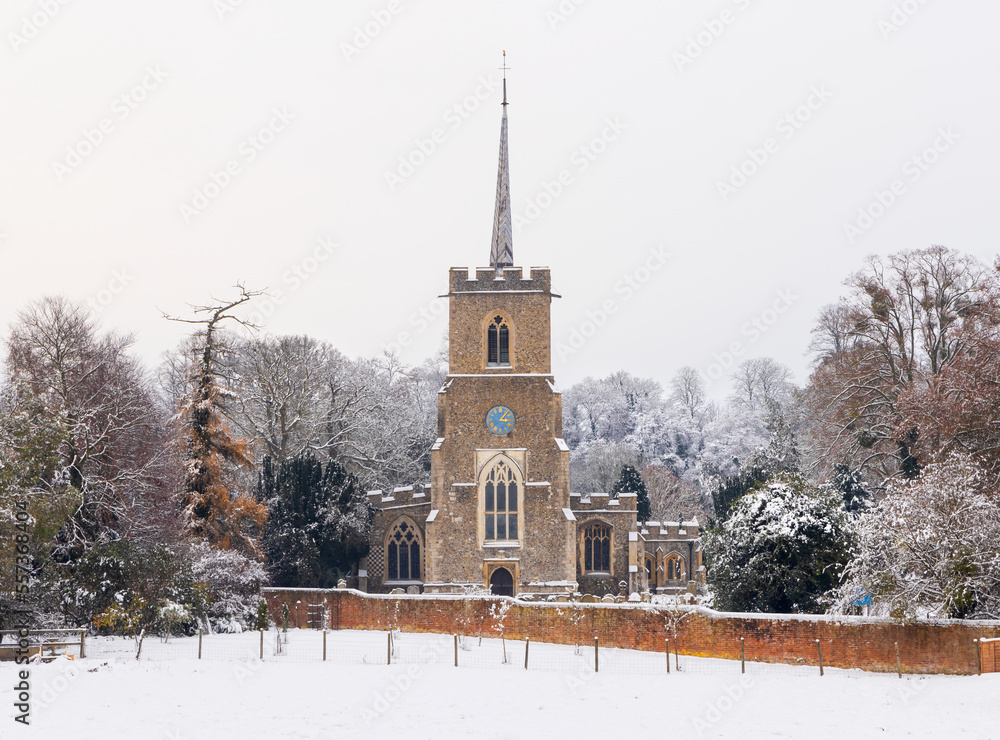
[449,266,552,294]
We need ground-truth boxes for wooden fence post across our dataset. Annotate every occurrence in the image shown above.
[741,637,745,674]
[388,632,392,665]
[454,634,458,667]
[674,638,680,672]
[816,640,824,676]
[665,638,670,674]
[198,629,203,660]
[895,642,901,678]
[594,637,599,673]
[80,629,86,659]
[323,629,327,661]
[524,637,530,670]
[259,629,264,661]
[974,639,982,675]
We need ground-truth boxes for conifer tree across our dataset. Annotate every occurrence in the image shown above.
[166,286,266,555]
[611,464,651,521]
[258,453,372,587]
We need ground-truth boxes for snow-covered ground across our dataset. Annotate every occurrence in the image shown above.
[9,630,995,739]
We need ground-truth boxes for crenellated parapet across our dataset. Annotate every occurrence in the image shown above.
[449,266,553,295]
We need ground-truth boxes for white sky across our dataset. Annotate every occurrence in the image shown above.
[2,1,998,398]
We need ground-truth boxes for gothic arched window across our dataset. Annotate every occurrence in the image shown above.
[487,315,510,366]
[483,459,519,541]
[386,520,421,581]
[583,523,612,573]
[645,554,655,585]
[666,554,685,582]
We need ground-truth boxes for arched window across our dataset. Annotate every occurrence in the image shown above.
[483,459,519,541]
[666,554,685,582]
[386,520,421,581]
[487,315,510,366]
[644,555,655,585]
[583,523,612,573]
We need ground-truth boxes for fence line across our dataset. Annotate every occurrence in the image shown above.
[74,627,943,679]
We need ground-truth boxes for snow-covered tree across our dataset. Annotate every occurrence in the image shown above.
[189,541,268,632]
[703,473,853,613]
[165,287,266,555]
[834,453,1000,619]
[259,453,372,587]
[803,246,998,485]
[611,464,650,520]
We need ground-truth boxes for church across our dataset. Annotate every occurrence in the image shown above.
[357,71,704,599]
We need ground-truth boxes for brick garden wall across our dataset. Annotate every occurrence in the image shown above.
[262,588,1000,675]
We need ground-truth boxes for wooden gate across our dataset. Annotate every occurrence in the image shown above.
[980,638,999,673]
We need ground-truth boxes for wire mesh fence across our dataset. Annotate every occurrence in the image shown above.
[78,627,910,680]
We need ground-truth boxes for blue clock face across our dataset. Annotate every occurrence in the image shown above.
[486,405,515,435]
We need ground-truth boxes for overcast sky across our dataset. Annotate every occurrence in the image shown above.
[2,0,998,398]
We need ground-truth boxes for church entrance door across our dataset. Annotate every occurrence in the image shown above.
[489,567,514,596]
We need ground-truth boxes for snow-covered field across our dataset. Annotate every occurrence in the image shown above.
[9,630,995,739]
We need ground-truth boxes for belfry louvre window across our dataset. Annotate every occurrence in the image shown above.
[484,460,518,540]
[584,523,612,573]
[386,520,420,581]
[487,315,510,365]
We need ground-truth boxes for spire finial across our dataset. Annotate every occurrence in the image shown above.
[489,52,513,269]
[500,50,509,106]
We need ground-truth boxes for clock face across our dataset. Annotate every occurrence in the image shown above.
[486,405,515,435]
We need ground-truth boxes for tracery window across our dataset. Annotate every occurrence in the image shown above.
[645,555,656,586]
[483,459,519,541]
[666,554,685,582]
[386,520,421,581]
[487,315,510,366]
[583,523,612,573]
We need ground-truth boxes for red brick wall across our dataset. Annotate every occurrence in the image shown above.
[263,588,1000,675]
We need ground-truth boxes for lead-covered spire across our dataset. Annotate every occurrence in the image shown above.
[489,52,513,268]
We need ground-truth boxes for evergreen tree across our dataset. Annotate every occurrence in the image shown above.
[259,453,373,587]
[611,464,651,521]
[166,287,267,555]
[702,473,853,613]
[828,464,871,514]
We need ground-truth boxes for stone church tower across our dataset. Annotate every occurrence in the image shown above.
[422,72,575,596]
[357,67,704,598]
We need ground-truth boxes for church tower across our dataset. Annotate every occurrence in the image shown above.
[422,65,577,595]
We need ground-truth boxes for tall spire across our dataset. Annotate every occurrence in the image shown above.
[489,51,513,268]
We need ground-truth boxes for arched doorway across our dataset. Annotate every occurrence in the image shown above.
[489,567,514,596]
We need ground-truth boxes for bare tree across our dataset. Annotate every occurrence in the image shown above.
[803,246,998,484]
[4,296,180,555]
[670,366,705,419]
